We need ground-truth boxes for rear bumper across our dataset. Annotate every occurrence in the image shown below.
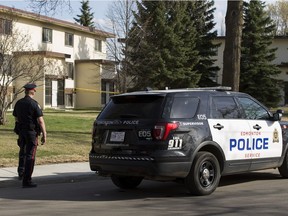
[89,153,191,179]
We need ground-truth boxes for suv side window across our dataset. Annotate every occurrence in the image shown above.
[238,97,270,120]
[167,97,199,119]
[211,96,241,119]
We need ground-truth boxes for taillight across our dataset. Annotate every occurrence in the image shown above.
[92,121,97,139]
[153,122,179,140]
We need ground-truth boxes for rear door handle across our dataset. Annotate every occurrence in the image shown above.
[253,124,262,130]
[213,123,224,130]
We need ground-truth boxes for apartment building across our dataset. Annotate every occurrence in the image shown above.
[214,36,288,105]
[1,5,287,109]
[0,5,115,110]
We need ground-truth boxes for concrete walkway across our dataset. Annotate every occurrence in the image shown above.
[0,162,98,188]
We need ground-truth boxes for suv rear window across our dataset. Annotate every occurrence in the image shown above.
[97,95,165,119]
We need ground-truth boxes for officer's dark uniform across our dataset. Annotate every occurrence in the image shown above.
[13,84,43,187]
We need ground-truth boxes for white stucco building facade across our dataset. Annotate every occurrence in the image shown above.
[0,5,115,110]
[213,36,288,105]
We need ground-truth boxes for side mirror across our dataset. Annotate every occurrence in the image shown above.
[276,109,284,114]
[273,112,282,121]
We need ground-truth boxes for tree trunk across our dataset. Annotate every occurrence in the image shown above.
[0,109,7,125]
[222,0,243,91]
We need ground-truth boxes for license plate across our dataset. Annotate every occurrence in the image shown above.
[110,131,125,142]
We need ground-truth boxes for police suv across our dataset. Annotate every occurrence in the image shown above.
[89,87,288,196]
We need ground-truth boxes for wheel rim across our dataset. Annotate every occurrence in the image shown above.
[199,160,215,188]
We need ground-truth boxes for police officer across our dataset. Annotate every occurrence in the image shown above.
[13,83,47,188]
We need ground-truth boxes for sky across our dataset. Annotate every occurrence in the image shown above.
[0,0,110,21]
[0,0,278,35]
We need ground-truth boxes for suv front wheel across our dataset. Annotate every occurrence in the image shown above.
[185,151,220,196]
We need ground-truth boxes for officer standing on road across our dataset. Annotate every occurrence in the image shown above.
[13,83,47,188]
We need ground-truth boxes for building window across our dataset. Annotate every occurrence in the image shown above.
[65,94,73,107]
[65,32,74,46]
[57,79,64,106]
[95,39,102,52]
[101,79,114,105]
[0,18,12,35]
[42,27,52,43]
[45,79,52,105]
[66,62,74,79]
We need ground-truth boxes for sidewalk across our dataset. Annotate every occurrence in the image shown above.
[0,162,98,188]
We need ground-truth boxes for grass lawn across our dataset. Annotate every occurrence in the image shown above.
[1,107,287,168]
[0,110,99,167]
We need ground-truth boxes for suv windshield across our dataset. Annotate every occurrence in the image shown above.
[97,95,165,120]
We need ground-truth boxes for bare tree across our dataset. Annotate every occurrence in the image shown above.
[267,0,288,36]
[105,0,136,93]
[0,17,53,125]
[222,0,243,91]
[29,0,72,15]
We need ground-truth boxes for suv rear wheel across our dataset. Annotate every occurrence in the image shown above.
[111,175,144,189]
[185,151,220,196]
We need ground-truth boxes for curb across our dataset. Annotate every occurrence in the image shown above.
[0,162,105,188]
[0,172,102,188]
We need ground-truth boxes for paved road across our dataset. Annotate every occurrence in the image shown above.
[0,169,288,216]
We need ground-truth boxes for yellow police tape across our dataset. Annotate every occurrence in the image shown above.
[74,88,119,94]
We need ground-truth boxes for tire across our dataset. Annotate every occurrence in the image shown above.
[279,150,288,178]
[185,151,221,196]
[111,175,143,189]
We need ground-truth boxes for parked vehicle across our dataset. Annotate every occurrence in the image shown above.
[89,87,288,195]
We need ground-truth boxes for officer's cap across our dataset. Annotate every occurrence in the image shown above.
[23,83,37,91]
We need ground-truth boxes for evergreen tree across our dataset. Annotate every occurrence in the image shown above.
[187,0,220,87]
[74,0,94,27]
[127,1,200,90]
[240,0,281,107]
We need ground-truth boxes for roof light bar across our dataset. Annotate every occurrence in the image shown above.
[185,86,232,91]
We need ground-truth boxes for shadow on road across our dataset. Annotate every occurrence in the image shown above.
[219,170,282,187]
[0,169,284,202]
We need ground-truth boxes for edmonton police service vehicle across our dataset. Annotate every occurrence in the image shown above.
[89,87,288,196]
